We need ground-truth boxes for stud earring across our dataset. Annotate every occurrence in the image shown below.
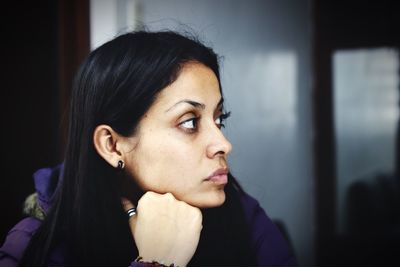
[117,160,125,170]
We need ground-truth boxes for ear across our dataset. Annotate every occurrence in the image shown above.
[93,124,125,168]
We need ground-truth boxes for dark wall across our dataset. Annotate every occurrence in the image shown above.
[0,0,90,241]
[0,1,60,240]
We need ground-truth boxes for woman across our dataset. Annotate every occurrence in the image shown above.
[0,30,297,267]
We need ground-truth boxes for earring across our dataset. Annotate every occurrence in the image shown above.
[117,160,125,170]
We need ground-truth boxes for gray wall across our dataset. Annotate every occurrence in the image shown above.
[333,48,399,234]
[91,1,314,266]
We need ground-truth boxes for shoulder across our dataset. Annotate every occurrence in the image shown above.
[239,191,298,267]
[0,217,42,264]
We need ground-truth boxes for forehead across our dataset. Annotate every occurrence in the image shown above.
[153,62,221,108]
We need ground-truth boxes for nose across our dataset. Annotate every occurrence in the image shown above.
[206,125,233,159]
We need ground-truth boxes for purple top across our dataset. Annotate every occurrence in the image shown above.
[0,165,297,267]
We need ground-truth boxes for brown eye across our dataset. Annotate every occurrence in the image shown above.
[215,117,223,128]
[215,112,231,129]
[179,117,198,132]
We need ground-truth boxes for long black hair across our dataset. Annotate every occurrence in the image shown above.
[20,30,256,267]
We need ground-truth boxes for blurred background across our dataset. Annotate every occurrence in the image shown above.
[1,0,399,266]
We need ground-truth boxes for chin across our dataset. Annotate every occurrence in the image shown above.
[194,190,226,209]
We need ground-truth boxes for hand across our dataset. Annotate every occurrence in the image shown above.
[122,192,203,267]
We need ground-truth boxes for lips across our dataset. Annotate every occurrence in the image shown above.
[206,168,229,184]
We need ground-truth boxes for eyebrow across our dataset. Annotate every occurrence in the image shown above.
[165,98,224,113]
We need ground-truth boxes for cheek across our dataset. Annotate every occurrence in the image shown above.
[131,133,200,192]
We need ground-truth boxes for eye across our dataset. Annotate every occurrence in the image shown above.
[215,111,231,129]
[179,117,199,133]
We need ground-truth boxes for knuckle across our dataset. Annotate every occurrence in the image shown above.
[164,192,175,200]
[188,206,202,220]
[144,191,156,198]
[193,208,202,219]
[137,197,145,208]
[138,192,154,206]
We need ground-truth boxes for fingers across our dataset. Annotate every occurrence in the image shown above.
[121,197,135,211]
[131,191,202,266]
[121,197,138,228]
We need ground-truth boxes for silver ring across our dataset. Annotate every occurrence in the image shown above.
[126,207,136,218]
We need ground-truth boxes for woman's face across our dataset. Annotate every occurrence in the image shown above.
[123,62,232,208]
